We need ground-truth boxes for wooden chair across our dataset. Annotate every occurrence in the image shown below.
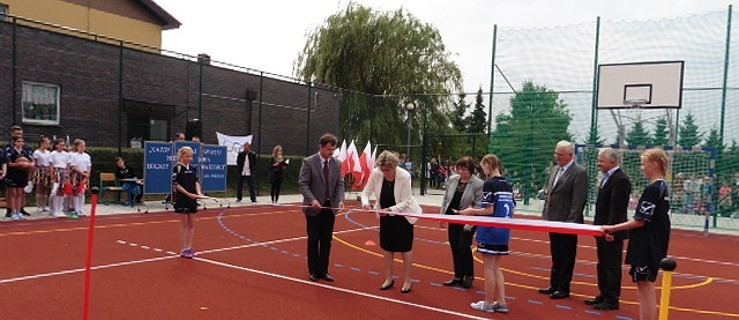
[99,172,123,204]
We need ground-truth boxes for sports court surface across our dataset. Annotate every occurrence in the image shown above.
[1,201,737,319]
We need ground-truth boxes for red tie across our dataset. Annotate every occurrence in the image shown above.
[323,160,330,200]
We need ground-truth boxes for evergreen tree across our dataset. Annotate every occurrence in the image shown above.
[587,125,605,145]
[465,87,488,134]
[450,92,469,132]
[652,117,669,146]
[626,121,652,146]
[491,81,572,191]
[678,113,703,147]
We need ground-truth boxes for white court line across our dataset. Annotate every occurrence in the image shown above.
[197,256,491,320]
[0,226,374,285]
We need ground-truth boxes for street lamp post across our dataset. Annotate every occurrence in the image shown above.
[405,101,416,158]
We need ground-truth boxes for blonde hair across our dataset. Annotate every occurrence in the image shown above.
[178,146,194,157]
[375,150,400,168]
[642,148,670,177]
[272,145,283,157]
[480,154,503,176]
[73,139,86,151]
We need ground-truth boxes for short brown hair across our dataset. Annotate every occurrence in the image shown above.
[319,133,338,147]
[456,156,476,173]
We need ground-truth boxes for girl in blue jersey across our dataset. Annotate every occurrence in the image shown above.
[458,154,514,314]
[603,148,670,320]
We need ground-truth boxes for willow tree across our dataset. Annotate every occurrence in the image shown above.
[294,3,462,145]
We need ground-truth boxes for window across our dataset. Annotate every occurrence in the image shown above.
[0,3,8,21]
[22,81,61,125]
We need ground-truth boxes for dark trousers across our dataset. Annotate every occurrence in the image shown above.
[448,223,475,278]
[270,176,283,202]
[236,175,256,202]
[305,206,335,276]
[596,237,624,302]
[548,232,578,293]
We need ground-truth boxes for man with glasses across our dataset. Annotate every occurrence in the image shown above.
[538,140,589,299]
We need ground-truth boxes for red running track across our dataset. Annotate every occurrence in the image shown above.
[1,201,737,319]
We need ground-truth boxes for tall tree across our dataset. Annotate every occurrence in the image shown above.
[678,112,703,147]
[491,81,572,190]
[450,92,469,132]
[294,3,462,145]
[465,87,487,134]
[704,127,724,150]
[626,121,652,146]
[586,125,605,145]
[652,117,669,146]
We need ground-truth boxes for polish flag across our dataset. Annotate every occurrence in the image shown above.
[346,141,362,189]
[334,140,346,161]
[356,141,373,189]
[341,140,355,177]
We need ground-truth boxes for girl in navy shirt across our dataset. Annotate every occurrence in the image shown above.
[603,148,671,320]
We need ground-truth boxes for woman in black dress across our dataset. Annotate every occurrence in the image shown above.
[269,145,288,203]
[361,151,422,293]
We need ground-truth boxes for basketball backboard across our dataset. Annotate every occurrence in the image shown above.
[596,61,684,109]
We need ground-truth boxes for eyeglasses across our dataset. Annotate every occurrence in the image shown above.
[380,168,392,172]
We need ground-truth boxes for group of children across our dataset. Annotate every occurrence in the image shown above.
[5,136,91,220]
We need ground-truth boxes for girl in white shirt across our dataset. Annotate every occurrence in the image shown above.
[32,136,53,214]
[69,139,92,217]
[49,139,72,217]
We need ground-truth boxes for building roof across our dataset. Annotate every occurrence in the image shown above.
[136,0,181,30]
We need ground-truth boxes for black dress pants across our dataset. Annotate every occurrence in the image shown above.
[306,206,335,276]
[448,223,475,278]
[548,232,578,293]
[596,237,624,303]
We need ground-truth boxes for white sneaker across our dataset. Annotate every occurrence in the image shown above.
[53,212,67,218]
[470,301,496,313]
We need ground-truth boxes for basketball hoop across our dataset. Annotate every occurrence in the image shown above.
[624,98,648,109]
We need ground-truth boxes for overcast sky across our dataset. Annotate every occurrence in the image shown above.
[155,0,734,93]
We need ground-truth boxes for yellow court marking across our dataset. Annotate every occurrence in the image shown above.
[470,249,714,291]
[334,234,738,318]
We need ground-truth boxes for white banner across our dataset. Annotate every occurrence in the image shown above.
[216,132,253,165]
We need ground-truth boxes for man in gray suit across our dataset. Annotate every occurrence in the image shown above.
[538,140,588,299]
[299,133,345,282]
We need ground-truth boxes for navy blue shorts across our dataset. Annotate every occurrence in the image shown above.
[477,243,509,255]
[630,264,659,282]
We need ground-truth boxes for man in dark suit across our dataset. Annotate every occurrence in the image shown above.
[236,143,257,202]
[539,140,589,299]
[585,148,631,310]
[299,133,345,282]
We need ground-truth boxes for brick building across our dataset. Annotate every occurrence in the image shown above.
[0,2,340,156]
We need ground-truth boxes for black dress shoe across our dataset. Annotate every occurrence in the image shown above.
[322,273,334,282]
[549,290,570,299]
[461,276,473,289]
[584,296,604,305]
[538,287,557,294]
[379,279,395,290]
[20,208,30,216]
[443,278,461,287]
[309,274,318,282]
[593,301,620,310]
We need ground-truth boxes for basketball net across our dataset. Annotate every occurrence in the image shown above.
[610,99,676,147]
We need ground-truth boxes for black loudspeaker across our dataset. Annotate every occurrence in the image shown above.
[185,119,202,141]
